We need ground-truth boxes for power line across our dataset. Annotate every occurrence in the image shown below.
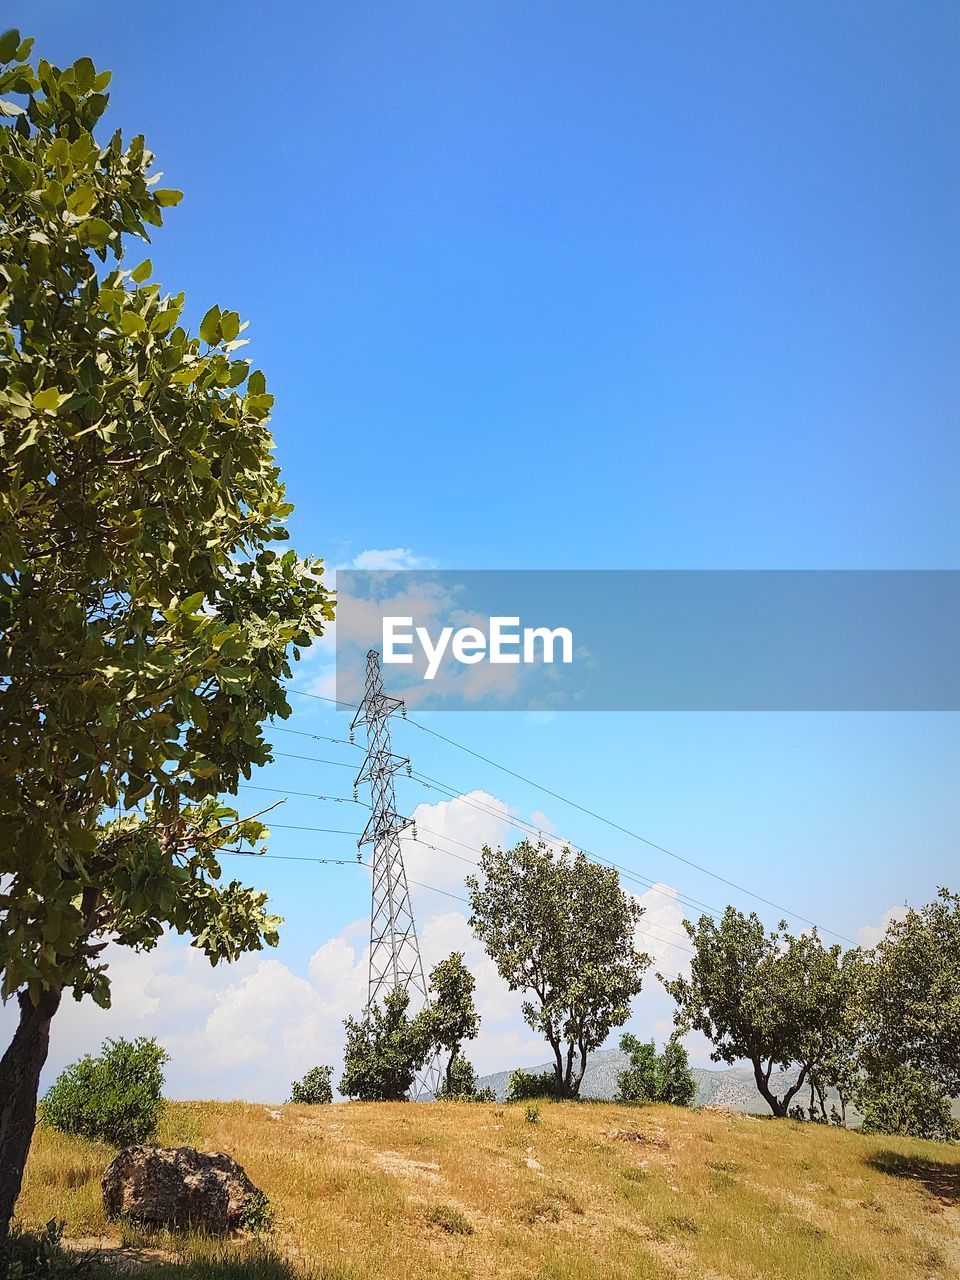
[400,723,855,945]
[282,683,854,943]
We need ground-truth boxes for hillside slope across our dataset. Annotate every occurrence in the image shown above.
[16,1099,960,1279]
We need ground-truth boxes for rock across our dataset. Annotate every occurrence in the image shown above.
[101,1145,266,1234]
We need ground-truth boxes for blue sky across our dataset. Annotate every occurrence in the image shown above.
[6,1,958,1098]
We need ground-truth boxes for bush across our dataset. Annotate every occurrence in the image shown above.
[5,1221,79,1280]
[289,1065,333,1105]
[857,1065,960,1141]
[505,1068,562,1103]
[339,988,430,1101]
[40,1036,168,1146]
[616,1035,696,1107]
[435,1052,495,1102]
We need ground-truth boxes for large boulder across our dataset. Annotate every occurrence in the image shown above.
[101,1145,266,1233]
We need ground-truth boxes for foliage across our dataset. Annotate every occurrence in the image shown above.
[40,1036,167,1146]
[856,1064,959,1142]
[0,30,334,1011]
[859,889,960,1098]
[339,988,430,1102]
[434,1052,493,1102]
[616,1034,696,1107]
[662,908,851,1118]
[239,1190,275,1234]
[289,1065,332,1106]
[467,840,650,1099]
[425,1204,473,1235]
[416,952,480,1096]
[5,1220,79,1280]
[524,1103,541,1124]
[505,1068,563,1103]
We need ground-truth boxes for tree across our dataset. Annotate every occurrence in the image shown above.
[467,840,650,1099]
[662,909,850,1118]
[616,1034,696,1107]
[417,952,480,1095]
[289,1065,333,1105]
[339,988,430,1102]
[859,889,960,1099]
[435,1052,494,1102]
[40,1036,168,1146]
[0,34,333,1235]
[856,1064,958,1142]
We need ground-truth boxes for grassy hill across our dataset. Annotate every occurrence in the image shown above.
[16,1099,960,1280]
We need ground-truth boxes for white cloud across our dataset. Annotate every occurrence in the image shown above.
[350,548,438,571]
[0,789,707,1100]
[857,904,908,949]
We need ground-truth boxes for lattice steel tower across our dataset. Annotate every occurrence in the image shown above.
[351,650,431,1012]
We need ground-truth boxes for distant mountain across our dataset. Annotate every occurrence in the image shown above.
[477,1047,825,1115]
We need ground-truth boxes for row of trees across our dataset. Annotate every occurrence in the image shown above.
[334,839,958,1143]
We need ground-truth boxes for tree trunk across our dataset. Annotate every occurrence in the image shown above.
[751,1057,787,1117]
[0,987,61,1240]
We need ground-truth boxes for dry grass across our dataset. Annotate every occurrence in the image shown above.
[15,1099,960,1279]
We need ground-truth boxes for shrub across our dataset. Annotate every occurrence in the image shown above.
[425,1204,473,1235]
[40,1036,168,1146]
[289,1065,333,1105]
[616,1035,696,1107]
[505,1068,562,1103]
[339,988,430,1101]
[435,1052,495,1102]
[525,1103,541,1124]
[857,1065,960,1141]
[5,1220,79,1280]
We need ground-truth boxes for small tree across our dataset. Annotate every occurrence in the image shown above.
[417,952,480,1096]
[617,1034,696,1107]
[856,1064,959,1142]
[662,908,850,1118]
[467,840,650,1099]
[41,1037,168,1146]
[0,34,333,1235]
[339,988,430,1102]
[290,1065,333,1105]
[860,889,960,1099]
[435,1052,494,1102]
[505,1068,562,1103]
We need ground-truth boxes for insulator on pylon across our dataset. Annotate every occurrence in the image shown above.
[406,761,412,776]
[349,728,355,744]
[412,824,418,840]
[353,785,358,802]
[401,702,407,718]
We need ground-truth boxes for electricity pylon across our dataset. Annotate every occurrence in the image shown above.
[351,650,441,1097]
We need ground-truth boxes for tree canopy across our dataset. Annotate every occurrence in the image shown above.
[418,951,481,1095]
[467,840,650,1099]
[662,908,849,1118]
[339,988,431,1102]
[0,31,332,1235]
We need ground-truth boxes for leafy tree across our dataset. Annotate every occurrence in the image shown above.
[856,1064,959,1142]
[505,1068,562,1103]
[859,889,960,1098]
[435,1052,494,1102]
[40,1036,168,1146]
[0,34,332,1235]
[616,1034,696,1107]
[467,840,650,1099]
[662,909,850,1118]
[417,952,480,1095]
[289,1065,333,1105]
[339,988,430,1102]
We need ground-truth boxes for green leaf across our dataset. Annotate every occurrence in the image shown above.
[0,29,21,62]
[77,217,112,250]
[33,387,63,411]
[131,258,152,283]
[199,305,221,345]
[154,189,183,207]
[120,312,146,335]
[66,186,97,217]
